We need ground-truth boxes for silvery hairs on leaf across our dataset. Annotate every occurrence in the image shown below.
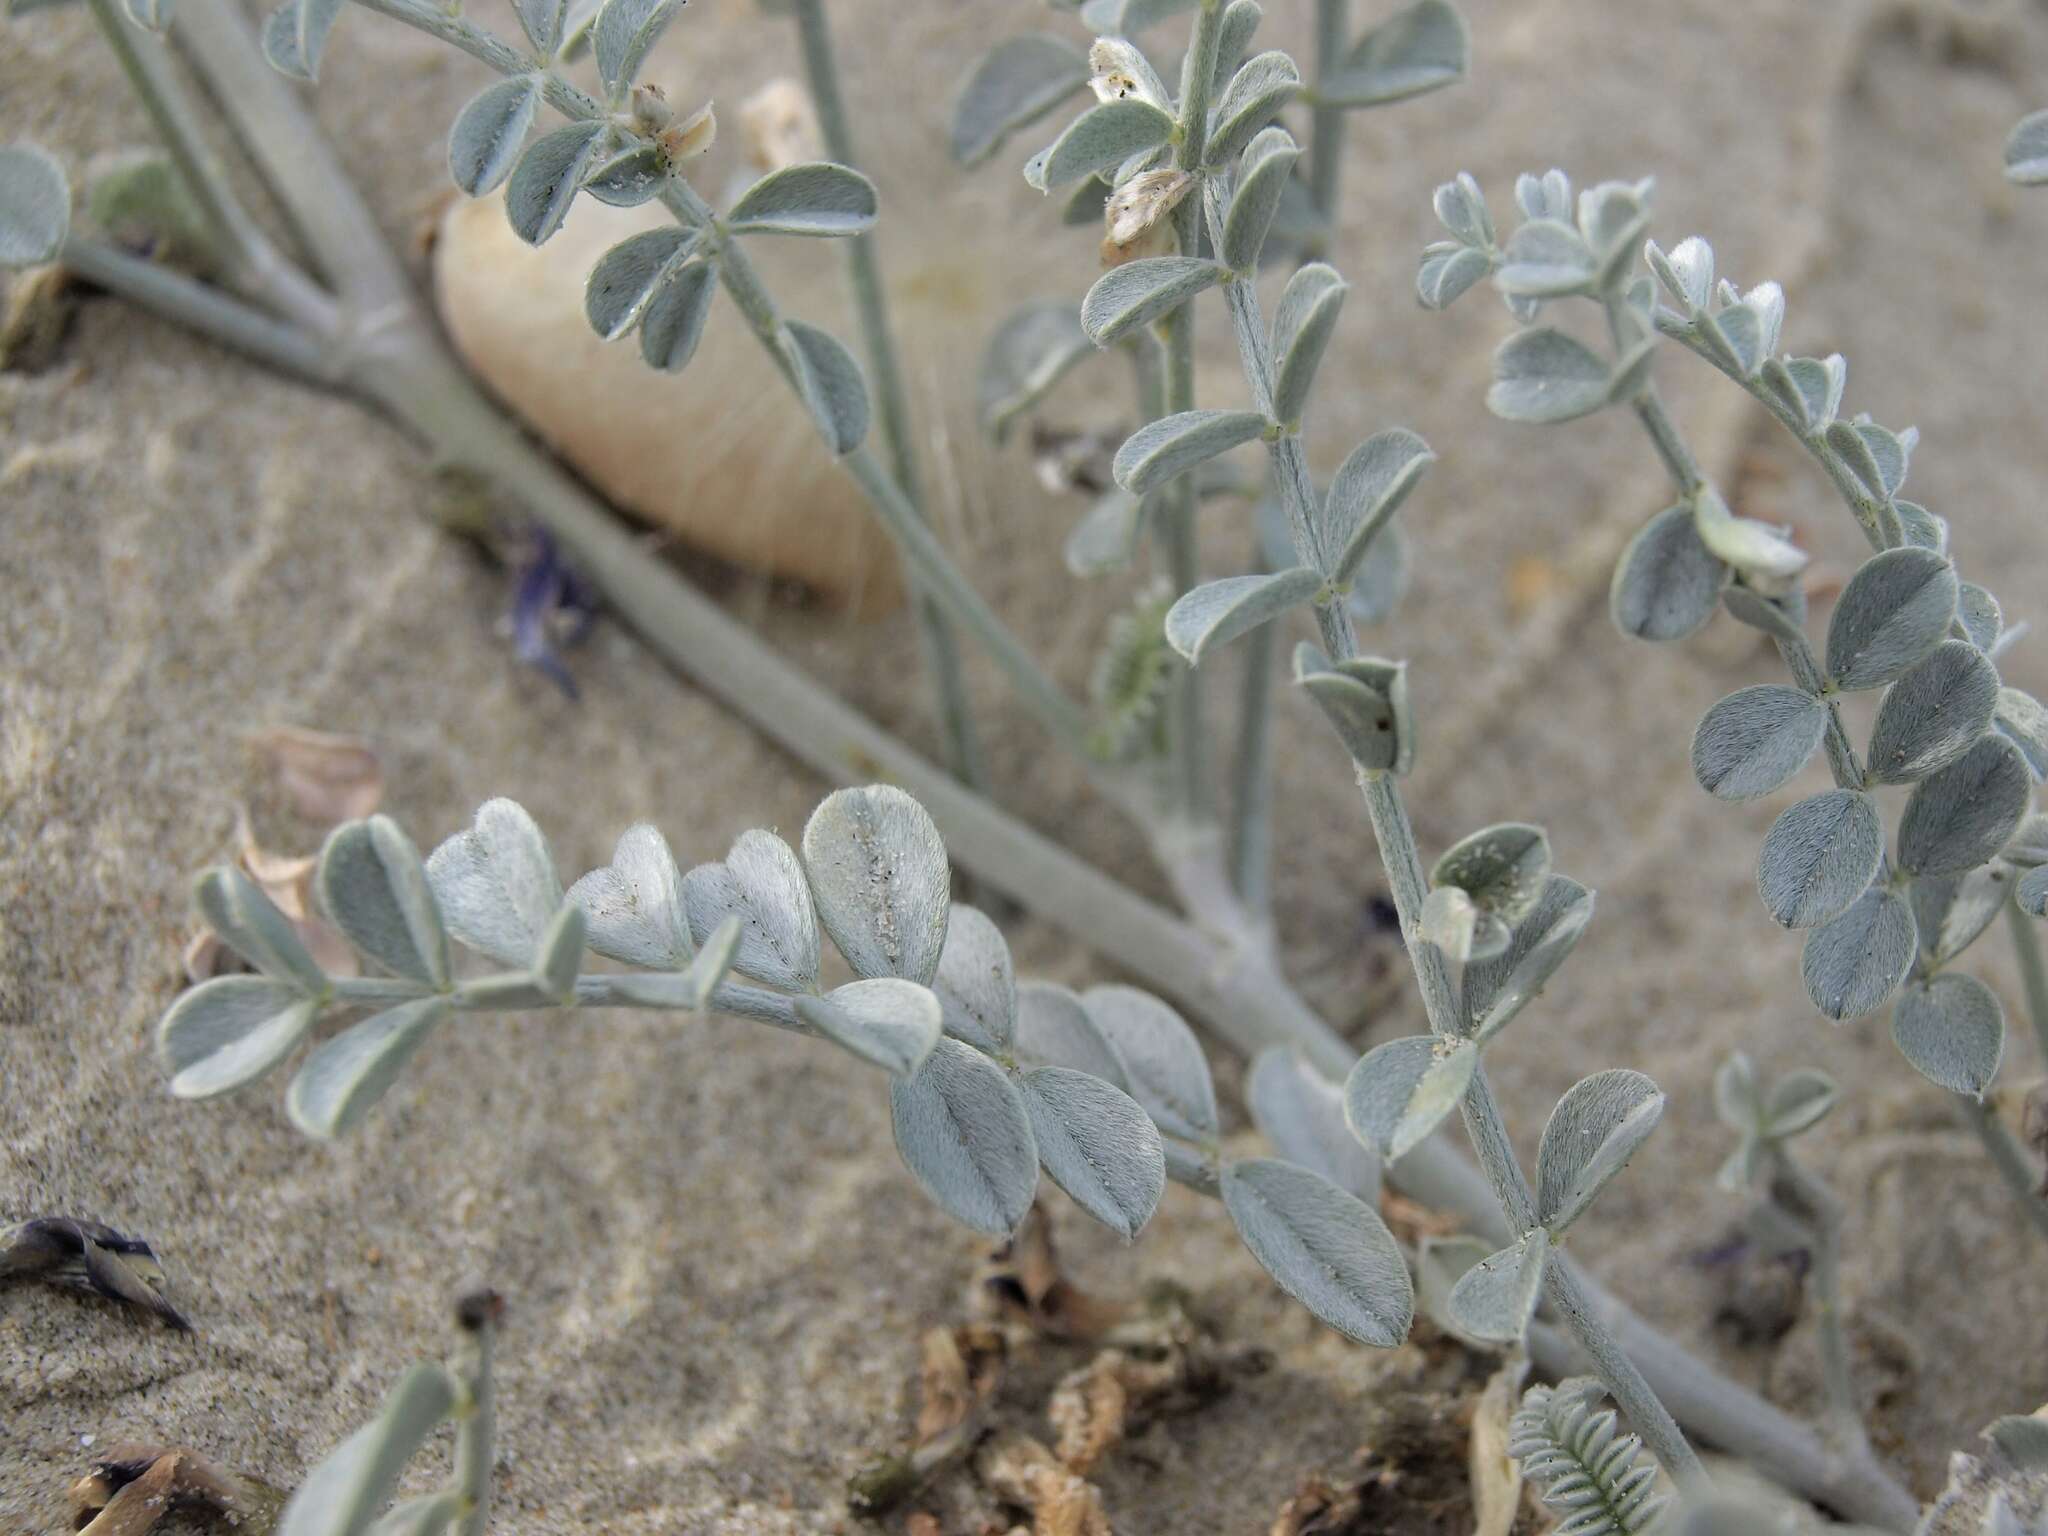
[277,1361,460,1536]
[1219,1157,1413,1347]
[951,33,1089,167]
[727,162,878,237]
[982,300,1096,438]
[1458,875,1595,1042]
[1867,640,1999,786]
[1319,0,1468,107]
[1432,823,1551,927]
[683,828,819,991]
[1081,258,1224,347]
[1345,1034,1478,1163]
[196,863,329,995]
[1115,409,1270,498]
[319,814,453,988]
[1755,789,1884,930]
[1891,972,2004,1100]
[794,978,942,1079]
[890,1038,1038,1236]
[1535,1069,1662,1234]
[1446,1226,1547,1345]
[802,785,951,986]
[1825,546,1958,692]
[0,143,71,268]
[159,975,320,1100]
[1247,1047,1381,1205]
[1690,685,1826,802]
[782,319,872,456]
[1802,885,1916,1021]
[1164,568,1320,666]
[286,996,451,1140]
[568,822,693,969]
[1082,985,1217,1145]
[1013,982,1128,1086]
[1897,734,2032,878]
[448,76,541,197]
[930,902,1016,1054]
[426,799,563,967]
[1018,1066,1165,1239]
[1610,504,1726,643]
[1271,263,1347,428]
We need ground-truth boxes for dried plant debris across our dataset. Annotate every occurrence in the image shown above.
[976,1206,1126,1342]
[848,1324,1011,1515]
[70,1444,283,1536]
[1269,1389,1496,1536]
[1046,1283,1268,1474]
[977,1431,1113,1536]
[247,725,385,824]
[1,1217,191,1330]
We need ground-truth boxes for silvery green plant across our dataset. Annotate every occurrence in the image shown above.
[0,0,1977,1526]
[1509,1376,1669,1536]
[273,1290,500,1536]
[1415,164,2048,1251]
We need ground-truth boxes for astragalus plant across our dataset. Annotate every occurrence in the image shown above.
[0,0,2035,1528]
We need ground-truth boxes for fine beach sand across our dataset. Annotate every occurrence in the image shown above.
[6,0,2048,1529]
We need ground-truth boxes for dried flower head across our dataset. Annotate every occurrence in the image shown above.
[1099,167,1189,267]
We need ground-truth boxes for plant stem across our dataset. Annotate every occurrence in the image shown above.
[450,1297,496,1536]
[1153,0,1229,827]
[1306,0,1348,236]
[1956,1093,2048,1243]
[172,0,419,314]
[1228,612,1277,919]
[85,0,337,334]
[59,235,338,381]
[305,0,1102,765]
[2009,898,2048,1067]
[1651,313,1894,554]
[788,0,988,796]
[1767,1146,1871,1464]
[1212,199,1704,1493]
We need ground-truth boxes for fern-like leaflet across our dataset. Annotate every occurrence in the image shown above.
[1509,1377,1669,1535]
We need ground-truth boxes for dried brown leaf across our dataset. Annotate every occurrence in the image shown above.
[1469,1357,1528,1536]
[978,1206,1125,1341]
[247,725,384,823]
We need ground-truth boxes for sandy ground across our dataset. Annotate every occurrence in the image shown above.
[6,0,2048,1529]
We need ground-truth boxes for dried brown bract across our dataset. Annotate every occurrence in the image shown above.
[1,1217,190,1330]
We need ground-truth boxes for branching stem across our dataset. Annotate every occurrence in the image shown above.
[788,0,987,795]
[1766,1145,1868,1464]
[2009,899,2048,1067]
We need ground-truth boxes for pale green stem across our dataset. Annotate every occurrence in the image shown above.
[1957,1094,2048,1244]
[1652,312,1896,553]
[1153,0,1230,827]
[85,0,337,334]
[60,235,337,381]
[317,0,1096,766]
[1228,612,1278,919]
[450,1299,496,1536]
[1306,0,1348,236]
[94,8,1921,1520]
[788,0,988,796]
[1215,196,1704,1491]
[1766,1145,1870,1466]
[2009,899,2048,1067]
[1604,294,1703,497]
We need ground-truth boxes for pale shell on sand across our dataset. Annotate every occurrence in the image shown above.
[433,189,907,611]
